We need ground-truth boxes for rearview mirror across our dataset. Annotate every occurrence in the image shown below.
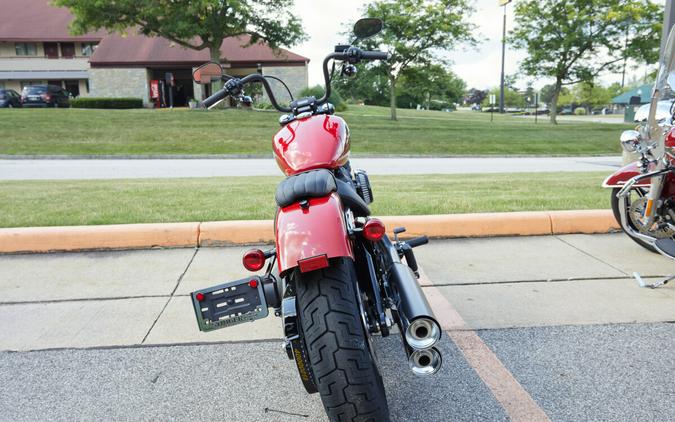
[353,18,383,40]
[193,62,223,85]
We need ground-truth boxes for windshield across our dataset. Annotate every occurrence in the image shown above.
[648,25,675,150]
[22,86,46,95]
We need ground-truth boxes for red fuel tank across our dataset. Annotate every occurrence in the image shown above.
[272,114,350,175]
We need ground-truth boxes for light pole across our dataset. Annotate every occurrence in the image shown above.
[499,0,513,113]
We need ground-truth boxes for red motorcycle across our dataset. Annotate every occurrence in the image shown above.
[190,19,441,421]
[603,25,675,287]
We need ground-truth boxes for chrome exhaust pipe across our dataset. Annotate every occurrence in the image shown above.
[408,347,442,376]
[405,317,441,351]
[388,262,442,350]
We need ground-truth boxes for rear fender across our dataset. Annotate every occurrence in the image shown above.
[602,162,651,188]
[275,192,353,274]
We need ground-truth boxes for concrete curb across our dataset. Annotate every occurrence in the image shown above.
[0,210,619,254]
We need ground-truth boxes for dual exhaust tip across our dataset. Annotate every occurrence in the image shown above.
[404,317,442,376]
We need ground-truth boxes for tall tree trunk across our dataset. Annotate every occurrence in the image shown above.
[389,73,397,121]
[209,43,223,91]
[549,78,562,124]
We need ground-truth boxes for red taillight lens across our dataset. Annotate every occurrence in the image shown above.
[363,218,386,242]
[41,93,51,101]
[298,254,329,273]
[243,249,266,271]
[666,128,675,149]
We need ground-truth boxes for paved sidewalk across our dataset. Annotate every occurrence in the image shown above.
[0,233,673,421]
[0,156,621,180]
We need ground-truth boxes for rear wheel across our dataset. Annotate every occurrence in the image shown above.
[295,258,390,422]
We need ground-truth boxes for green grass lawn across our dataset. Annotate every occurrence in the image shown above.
[0,106,628,156]
[0,172,611,228]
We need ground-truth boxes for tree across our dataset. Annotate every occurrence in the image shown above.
[334,63,391,106]
[55,0,305,65]
[362,0,475,120]
[397,64,466,109]
[465,88,487,105]
[482,87,525,109]
[510,0,662,124]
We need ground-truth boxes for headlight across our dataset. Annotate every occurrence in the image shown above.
[620,130,640,153]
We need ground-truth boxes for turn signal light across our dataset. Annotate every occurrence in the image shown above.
[363,218,386,242]
[243,249,266,272]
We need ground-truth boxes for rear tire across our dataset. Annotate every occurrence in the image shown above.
[295,258,390,422]
[610,188,658,253]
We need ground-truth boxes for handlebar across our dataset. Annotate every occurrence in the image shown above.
[317,48,388,105]
[201,73,292,112]
[201,47,388,112]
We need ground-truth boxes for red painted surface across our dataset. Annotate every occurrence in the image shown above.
[603,162,652,188]
[666,127,675,149]
[272,114,350,176]
[275,193,353,273]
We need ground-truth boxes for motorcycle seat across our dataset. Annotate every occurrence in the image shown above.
[274,169,371,216]
[275,169,337,208]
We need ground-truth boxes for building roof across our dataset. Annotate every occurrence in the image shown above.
[89,33,308,67]
[612,83,653,105]
[0,0,308,67]
[0,0,105,42]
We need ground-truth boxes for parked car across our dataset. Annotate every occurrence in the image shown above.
[0,89,22,108]
[20,85,71,108]
[471,103,481,111]
[559,106,574,115]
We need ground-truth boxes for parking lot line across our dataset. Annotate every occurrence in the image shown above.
[419,269,551,422]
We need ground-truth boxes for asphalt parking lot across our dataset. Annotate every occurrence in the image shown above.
[0,233,673,421]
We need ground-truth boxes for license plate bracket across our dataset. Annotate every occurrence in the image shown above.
[191,276,268,332]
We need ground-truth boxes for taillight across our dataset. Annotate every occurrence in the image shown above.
[243,249,266,271]
[41,93,51,101]
[298,254,329,273]
[363,218,386,242]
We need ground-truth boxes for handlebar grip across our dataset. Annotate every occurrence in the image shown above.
[361,51,389,60]
[406,236,429,248]
[201,88,229,108]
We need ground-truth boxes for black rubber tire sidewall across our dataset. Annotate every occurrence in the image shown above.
[295,258,390,422]
[610,188,658,253]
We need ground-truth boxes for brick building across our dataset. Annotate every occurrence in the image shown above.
[0,0,309,106]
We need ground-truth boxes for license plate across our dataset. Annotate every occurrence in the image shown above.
[191,276,268,332]
[29,96,40,101]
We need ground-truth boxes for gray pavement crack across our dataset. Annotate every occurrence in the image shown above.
[553,235,629,276]
[140,247,199,344]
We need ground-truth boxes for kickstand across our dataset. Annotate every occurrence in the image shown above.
[634,272,674,289]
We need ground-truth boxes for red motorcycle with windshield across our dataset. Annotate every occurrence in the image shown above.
[190,19,441,421]
[603,24,675,288]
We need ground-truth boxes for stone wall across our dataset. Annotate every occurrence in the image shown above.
[260,65,308,103]
[89,68,150,105]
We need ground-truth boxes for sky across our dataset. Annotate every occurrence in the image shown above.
[290,0,649,91]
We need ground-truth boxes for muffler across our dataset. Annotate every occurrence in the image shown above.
[388,262,441,350]
[408,347,442,376]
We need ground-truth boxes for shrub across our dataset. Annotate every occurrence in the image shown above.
[71,97,144,109]
[574,107,587,115]
[299,86,347,111]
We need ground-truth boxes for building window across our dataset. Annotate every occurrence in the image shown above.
[81,42,97,56]
[15,43,37,56]
[0,81,4,89]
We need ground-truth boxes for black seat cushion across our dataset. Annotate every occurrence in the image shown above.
[275,169,337,208]
[336,179,371,217]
